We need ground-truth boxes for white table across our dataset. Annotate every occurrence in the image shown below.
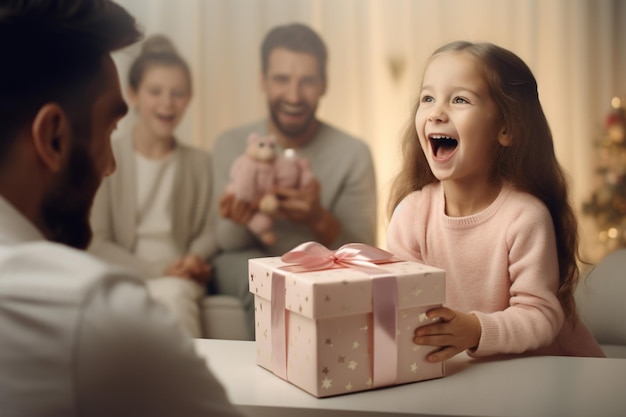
[195,339,626,417]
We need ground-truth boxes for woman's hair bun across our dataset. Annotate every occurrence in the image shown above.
[128,33,190,91]
[140,34,178,56]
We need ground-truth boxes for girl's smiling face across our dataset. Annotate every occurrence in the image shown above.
[128,64,191,140]
[415,50,509,187]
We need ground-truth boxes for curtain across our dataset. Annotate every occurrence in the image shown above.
[113,0,626,256]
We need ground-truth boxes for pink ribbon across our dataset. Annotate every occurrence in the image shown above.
[281,241,397,271]
[270,241,399,387]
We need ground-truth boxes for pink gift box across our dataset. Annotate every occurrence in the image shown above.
[249,253,446,397]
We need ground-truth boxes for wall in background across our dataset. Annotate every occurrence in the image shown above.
[114,0,626,259]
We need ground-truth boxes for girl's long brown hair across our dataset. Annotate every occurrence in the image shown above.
[389,41,582,320]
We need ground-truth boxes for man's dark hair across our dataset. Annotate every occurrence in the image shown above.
[261,23,327,81]
[0,0,142,164]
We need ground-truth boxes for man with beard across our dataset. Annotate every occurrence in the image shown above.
[0,1,243,416]
[211,23,377,339]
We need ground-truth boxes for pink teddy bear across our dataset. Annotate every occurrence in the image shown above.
[227,133,315,245]
[227,133,278,245]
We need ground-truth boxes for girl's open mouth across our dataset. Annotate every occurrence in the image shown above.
[429,135,458,159]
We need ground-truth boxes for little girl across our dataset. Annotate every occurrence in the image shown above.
[387,41,604,361]
[90,35,214,337]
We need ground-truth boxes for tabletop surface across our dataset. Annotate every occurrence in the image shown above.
[194,339,626,417]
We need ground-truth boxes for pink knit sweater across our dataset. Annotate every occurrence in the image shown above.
[387,182,604,357]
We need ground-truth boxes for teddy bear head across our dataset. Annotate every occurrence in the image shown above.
[245,132,277,163]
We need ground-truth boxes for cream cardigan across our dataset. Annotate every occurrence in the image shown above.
[89,137,216,277]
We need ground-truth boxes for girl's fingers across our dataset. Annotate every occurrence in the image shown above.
[427,306,456,321]
[426,346,459,363]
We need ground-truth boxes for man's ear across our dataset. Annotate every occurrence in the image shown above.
[31,103,71,173]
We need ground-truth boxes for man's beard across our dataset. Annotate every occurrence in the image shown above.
[269,100,317,139]
[40,144,100,250]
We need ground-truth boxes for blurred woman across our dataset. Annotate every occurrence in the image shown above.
[90,35,214,337]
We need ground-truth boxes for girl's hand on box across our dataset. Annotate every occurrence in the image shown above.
[413,307,481,362]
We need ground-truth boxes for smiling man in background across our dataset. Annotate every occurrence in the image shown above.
[211,23,378,339]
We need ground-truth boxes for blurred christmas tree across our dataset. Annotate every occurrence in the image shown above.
[582,97,626,252]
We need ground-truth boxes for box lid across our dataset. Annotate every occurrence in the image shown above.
[249,257,444,319]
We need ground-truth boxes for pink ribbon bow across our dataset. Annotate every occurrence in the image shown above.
[271,241,399,388]
[280,241,397,271]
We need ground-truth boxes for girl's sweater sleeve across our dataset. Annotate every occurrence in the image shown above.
[471,201,564,356]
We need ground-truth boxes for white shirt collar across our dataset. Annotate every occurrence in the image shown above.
[0,195,45,245]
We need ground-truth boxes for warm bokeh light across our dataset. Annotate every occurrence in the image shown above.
[612,97,622,109]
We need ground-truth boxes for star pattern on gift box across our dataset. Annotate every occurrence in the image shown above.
[325,338,333,346]
[348,360,358,370]
[322,366,329,375]
[410,362,418,373]
[322,376,333,389]
[419,313,428,322]
[338,355,345,363]
[366,377,372,387]
[345,382,353,391]
[352,341,360,349]
[412,285,422,297]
